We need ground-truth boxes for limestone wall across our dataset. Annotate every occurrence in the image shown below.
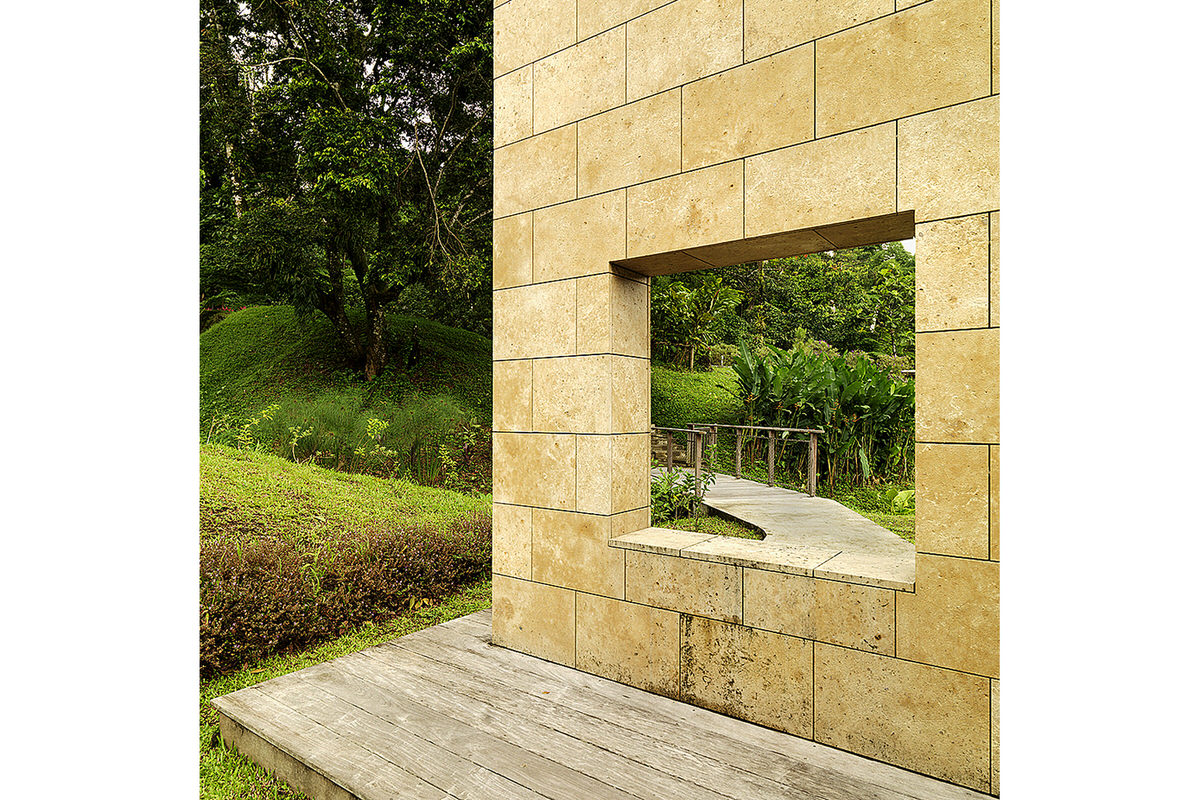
[492,0,999,793]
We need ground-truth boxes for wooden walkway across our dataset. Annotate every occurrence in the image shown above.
[213,611,990,800]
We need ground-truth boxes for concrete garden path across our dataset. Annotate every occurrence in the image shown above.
[654,469,916,589]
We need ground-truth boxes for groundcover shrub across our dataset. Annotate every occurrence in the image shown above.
[199,513,490,677]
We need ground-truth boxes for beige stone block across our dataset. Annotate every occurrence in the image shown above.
[534,27,625,133]
[744,569,894,654]
[532,355,613,433]
[744,0,891,61]
[493,280,575,359]
[916,328,998,443]
[533,191,625,283]
[492,503,532,578]
[493,213,532,289]
[681,616,813,737]
[495,125,577,218]
[531,509,625,596]
[627,0,742,100]
[991,0,999,94]
[494,0,576,77]
[577,593,680,697]
[492,359,532,432]
[897,554,998,677]
[494,66,532,147]
[575,435,612,514]
[991,679,999,794]
[578,90,681,197]
[915,214,990,331]
[682,45,814,171]
[899,96,998,222]
[612,356,650,432]
[578,0,670,40]
[611,433,649,513]
[989,211,999,326]
[491,575,576,666]
[628,161,743,257]
[815,643,991,791]
[915,443,989,559]
[816,0,991,137]
[493,432,576,508]
[989,445,999,561]
[745,123,895,237]
[626,550,740,622]
[578,272,650,356]
[613,505,651,536]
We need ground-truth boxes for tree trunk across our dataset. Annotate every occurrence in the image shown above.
[363,305,388,379]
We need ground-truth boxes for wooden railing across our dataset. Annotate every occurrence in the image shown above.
[652,424,823,497]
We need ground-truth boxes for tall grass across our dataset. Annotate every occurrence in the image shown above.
[208,388,489,490]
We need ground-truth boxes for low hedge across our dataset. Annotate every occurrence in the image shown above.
[199,513,490,677]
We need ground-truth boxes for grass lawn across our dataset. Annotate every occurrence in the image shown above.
[661,512,765,539]
[199,579,493,800]
[200,443,490,542]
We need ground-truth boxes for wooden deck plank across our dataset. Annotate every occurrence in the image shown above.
[255,679,549,800]
[214,610,993,800]
[214,688,453,799]
[257,657,639,800]
[420,613,989,800]
[382,633,892,800]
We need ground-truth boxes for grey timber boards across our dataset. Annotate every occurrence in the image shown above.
[212,611,992,800]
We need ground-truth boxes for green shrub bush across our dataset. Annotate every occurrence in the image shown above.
[199,513,490,676]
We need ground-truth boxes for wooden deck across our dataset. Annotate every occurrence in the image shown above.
[213,611,991,800]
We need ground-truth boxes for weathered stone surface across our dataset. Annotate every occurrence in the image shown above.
[611,527,714,556]
[612,355,650,432]
[493,280,575,359]
[681,615,814,737]
[898,96,998,222]
[493,432,575,509]
[915,443,989,559]
[743,569,895,654]
[626,0,742,100]
[576,272,650,358]
[574,435,612,514]
[491,575,576,666]
[533,26,625,132]
[495,125,577,218]
[611,433,650,512]
[815,643,991,791]
[745,123,895,236]
[745,0,891,61]
[915,214,990,331]
[533,190,625,283]
[493,213,532,290]
[532,355,613,433]
[816,0,991,136]
[576,593,680,696]
[896,554,998,677]
[991,679,999,794]
[494,0,576,77]
[625,550,741,622]
[682,45,814,170]
[531,509,625,596]
[989,445,999,561]
[578,0,671,40]
[494,66,532,147]
[578,90,681,197]
[627,161,743,257]
[916,328,999,443]
[492,503,532,579]
[492,359,532,432]
[989,211,999,326]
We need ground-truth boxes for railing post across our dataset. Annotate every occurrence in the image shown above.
[735,428,743,479]
[767,429,776,487]
[808,431,818,497]
[666,430,674,470]
[694,429,706,516]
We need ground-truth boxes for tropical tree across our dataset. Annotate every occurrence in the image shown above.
[199,0,493,377]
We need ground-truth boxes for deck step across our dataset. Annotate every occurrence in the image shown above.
[213,611,991,800]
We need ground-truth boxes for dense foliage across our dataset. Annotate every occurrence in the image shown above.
[651,243,916,370]
[200,0,493,376]
[728,342,915,487]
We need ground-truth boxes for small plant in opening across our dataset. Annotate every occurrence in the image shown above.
[651,466,716,525]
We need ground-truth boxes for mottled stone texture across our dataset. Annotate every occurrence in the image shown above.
[493,0,999,792]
